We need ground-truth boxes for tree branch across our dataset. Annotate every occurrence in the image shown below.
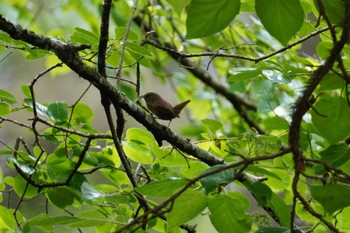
[0,14,224,166]
[142,26,329,63]
[289,1,350,231]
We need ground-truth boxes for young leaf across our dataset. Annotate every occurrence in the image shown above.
[261,69,290,84]
[0,103,10,116]
[208,193,252,233]
[316,0,345,24]
[20,84,31,98]
[200,165,235,194]
[125,128,155,145]
[136,178,188,197]
[167,189,207,230]
[186,0,240,39]
[115,27,139,41]
[319,143,350,167]
[69,210,107,227]
[311,96,350,143]
[71,27,98,45]
[102,146,121,168]
[311,184,350,214]
[244,181,272,207]
[13,174,38,199]
[126,42,152,57]
[201,118,223,134]
[46,187,76,209]
[81,182,104,201]
[0,205,16,230]
[0,89,16,104]
[47,102,68,124]
[228,67,261,82]
[269,192,291,227]
[71,103,94,125]
[123,140,153,164]
[255,0,304,45]
[165,0,191,16]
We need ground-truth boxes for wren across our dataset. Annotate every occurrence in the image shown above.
[137,92,190,126]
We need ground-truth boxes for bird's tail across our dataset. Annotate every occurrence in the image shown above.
[173,100,190,116]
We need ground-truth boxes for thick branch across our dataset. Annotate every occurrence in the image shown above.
[97,0,112,77]
[0,15,223,166]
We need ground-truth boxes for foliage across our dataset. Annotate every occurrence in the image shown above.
[0,0,350,233]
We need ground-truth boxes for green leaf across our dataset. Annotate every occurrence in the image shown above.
[71,103,94,125]
[136,178,188,197]
[0,103,10,116]
[255,227,290,233]
[311,96,350,143]
[168,189,207,229]
[26,49,51,60]
[186,0,240,39]
[255,135,282,154]
[244,181,272,207]
[126,42,152,57]
[125,128,155,145]
[8,157,35,174]
[27,214,53,232]
[115,27,139,41]
[20,85,31,98]
[123,140,153,164]
[201,119,223,134]
[319,143,350,167]
[13,174,38,199]
[317,0,345,24]
[81,182,104,202]
[261,69,290,84]
[0,206,15,231]
[208,193,252,233]
[153,146,192,167]
[246,165,284,182]
[263,116,289,131]
[316,41,332,60]
[311,184,350,214]
[102,146,121,168]
[47,102,68,124]
[71,27,98,45]
[0,89,16,104]
[69,210,107,227]
[46,154,75,182]
[269,192,290,227]
[27,214,81,231]
[228,67,261,82]
[251,78,278,113]
[46,187,76,209]
[319,73,345,91]
[244,177,291,226]
[25,100,49,117]
[255,0,304,44]
[200,165,235,194]
[165,0,191,16]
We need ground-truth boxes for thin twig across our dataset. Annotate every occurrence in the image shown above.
[116,0,140,85]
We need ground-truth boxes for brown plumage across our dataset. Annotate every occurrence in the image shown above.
[138,92,190,125]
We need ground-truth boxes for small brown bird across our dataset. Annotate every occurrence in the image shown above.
[137,92,190,126]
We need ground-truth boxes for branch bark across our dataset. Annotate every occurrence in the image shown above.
[0,15,224,166]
